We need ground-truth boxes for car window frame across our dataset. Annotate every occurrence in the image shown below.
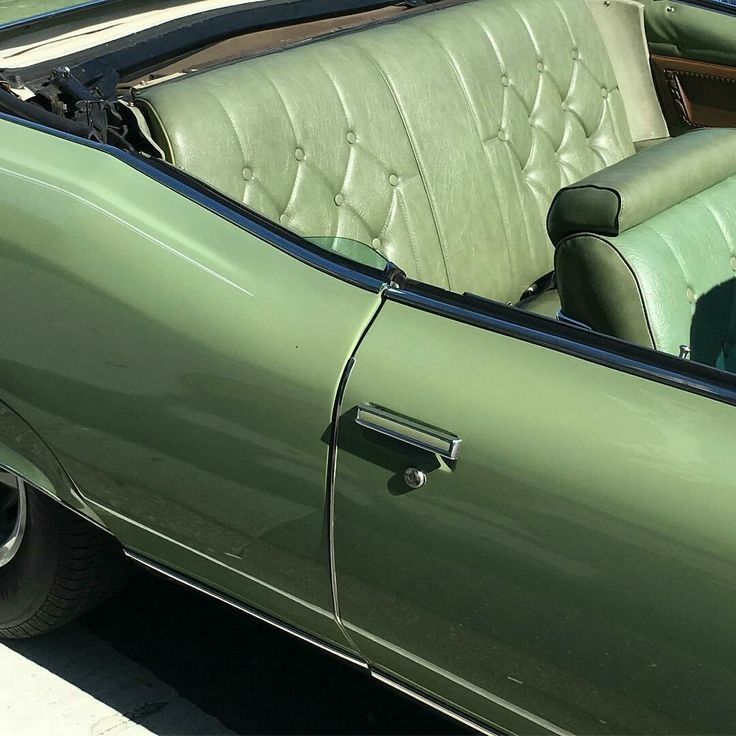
[5,110,736,410]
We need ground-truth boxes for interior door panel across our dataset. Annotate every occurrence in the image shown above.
[651,53,736,130]
[333,297,736,736]
[644,0,736,132]
[644,0,736,67]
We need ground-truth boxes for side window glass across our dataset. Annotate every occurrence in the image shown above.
[305,236,389,271]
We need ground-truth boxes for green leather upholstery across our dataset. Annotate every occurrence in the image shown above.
[136,0,635,305]
[548,128,736,243]
[554,136,736,367]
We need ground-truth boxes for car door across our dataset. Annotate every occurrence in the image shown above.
[646,0,736,132]
[0,117,387,651]
[333,286,736,735]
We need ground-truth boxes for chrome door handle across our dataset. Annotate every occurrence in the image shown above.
[355,405,462,460]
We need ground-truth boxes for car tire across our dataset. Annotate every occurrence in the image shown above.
[0,476,130,639]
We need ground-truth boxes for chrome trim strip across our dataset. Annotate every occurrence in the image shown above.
[4,113,736,404]
[356,404,462,460]
[0,477,26,568]
[326,300,386,646]
[95,500,331,616]
[349,621,569,735]
[386,287,736,408]
[327,357,356,623]
[0,461,108,531]
[370,671,503,736]
[0,113,388,293]
[124,550,368,669]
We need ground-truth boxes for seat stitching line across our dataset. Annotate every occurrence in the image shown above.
[698,196,736,354]
[314,57,424,274]
[414,24,517,292]
[259,73,313,218]
[395,187,422,276]
[638,220,692,295]
[554,0,630,161]
[473,10,548,275]
[313,61,358,209]
[349,41,451,289]
[207,89,251,203]
[314,58,420,265]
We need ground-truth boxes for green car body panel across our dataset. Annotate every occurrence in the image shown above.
[0,118,381,652]
[2,115,736,735]
[2,1,736,724]
[0,0,72,24]
[335,298,736,734]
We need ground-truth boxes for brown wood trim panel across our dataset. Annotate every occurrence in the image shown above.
[651,54,736,132]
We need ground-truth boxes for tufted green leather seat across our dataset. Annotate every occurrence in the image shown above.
[136,0,635,308]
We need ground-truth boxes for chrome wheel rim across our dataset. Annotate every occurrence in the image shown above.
[0,474,26,569]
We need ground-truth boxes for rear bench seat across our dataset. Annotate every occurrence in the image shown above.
[135,0,636,314]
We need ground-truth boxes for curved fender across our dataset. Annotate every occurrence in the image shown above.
[0,398,104,527]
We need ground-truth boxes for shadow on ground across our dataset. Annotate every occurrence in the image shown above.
[47,570,466,735]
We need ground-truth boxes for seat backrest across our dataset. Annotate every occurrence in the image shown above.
[136,0,635,304]
[549,128,736,369]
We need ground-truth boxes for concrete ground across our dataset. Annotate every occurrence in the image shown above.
[0,570,466,735]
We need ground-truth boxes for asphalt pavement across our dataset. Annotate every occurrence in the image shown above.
[0,570,467,735]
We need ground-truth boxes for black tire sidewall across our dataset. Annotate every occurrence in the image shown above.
[0,489,61,630]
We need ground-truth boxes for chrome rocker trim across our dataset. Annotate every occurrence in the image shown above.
[124,549,367,669]
[124,549,503,735]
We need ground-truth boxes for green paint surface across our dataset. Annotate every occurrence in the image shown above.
[0,0,82,24]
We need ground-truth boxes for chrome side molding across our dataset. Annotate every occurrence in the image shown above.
[124,550,367,669]
[371,670,502,736]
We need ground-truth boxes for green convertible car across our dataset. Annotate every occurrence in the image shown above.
[2,0,736,732]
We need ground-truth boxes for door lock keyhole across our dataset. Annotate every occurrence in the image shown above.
[403,468,427,489]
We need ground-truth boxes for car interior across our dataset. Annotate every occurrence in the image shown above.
[3,0,736,371]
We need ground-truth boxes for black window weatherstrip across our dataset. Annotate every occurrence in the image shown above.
[0,111,391,292]
[6,110,736,406]
[387,283,736,408]
[130,155,397,291]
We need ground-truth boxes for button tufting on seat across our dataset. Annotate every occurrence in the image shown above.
[572,48,580,60]
[601,88,609,99]
[389,174,399,186]
[686,287,696,304]
[372,237,382,249]
[731,256,736,271]
[561,102,568,112]
[139,0,638,307]
[242,167,253,181]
